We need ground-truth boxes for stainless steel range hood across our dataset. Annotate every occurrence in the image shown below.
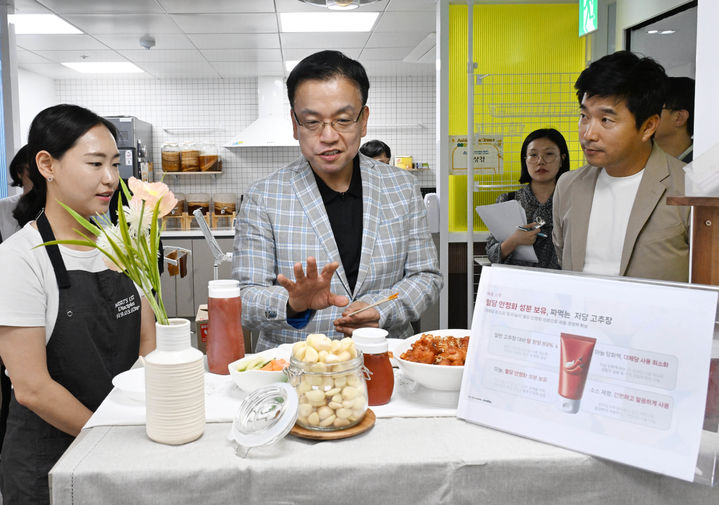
[225,76,299,148]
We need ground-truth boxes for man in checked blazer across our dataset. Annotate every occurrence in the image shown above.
[552,51,689,282]
[233,51,442,351]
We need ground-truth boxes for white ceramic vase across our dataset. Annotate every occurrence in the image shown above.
[144,318,205,445]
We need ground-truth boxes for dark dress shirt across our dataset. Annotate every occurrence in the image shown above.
[313,156,363,293]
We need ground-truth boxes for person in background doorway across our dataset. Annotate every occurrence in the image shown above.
[0,104,155,505]
[485,128,569,269]
[360,139,392,165]
[0,145,32,242]
[552,51,689,282]
[655,76,695,163]
[233,51,442,351]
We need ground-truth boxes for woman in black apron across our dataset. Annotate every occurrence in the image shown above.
[0,104,155,505]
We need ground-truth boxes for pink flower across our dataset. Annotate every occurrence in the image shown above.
[128,177,177,219]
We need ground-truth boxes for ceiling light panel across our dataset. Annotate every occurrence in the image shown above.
[279,12,379,32]
[9,14,82,34]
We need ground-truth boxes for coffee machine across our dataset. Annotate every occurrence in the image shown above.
[105,116,153,181]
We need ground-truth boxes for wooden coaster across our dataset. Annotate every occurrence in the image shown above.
[289,409,376,440]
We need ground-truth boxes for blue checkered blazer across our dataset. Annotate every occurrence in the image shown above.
[233,154,442,350]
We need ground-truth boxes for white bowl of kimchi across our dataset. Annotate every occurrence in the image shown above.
[394,330,470,391]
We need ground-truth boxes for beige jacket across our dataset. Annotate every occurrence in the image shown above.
[552,143,690,282]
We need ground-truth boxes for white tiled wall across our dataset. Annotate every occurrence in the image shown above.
[55,74,436,202]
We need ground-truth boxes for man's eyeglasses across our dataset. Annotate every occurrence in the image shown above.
[525,152,558,163]
[292,109,364,133]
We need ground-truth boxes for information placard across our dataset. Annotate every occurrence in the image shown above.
[458,267,717,482]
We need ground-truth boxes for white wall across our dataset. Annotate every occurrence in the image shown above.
[56,75,436,199]
[693,0,719,155]
[17,69,57,144]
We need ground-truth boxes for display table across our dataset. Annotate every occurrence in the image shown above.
[49,417,718,505]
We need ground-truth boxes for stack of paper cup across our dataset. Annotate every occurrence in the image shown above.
[145,318,205,445]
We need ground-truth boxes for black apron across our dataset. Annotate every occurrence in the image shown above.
[0,212,141,505]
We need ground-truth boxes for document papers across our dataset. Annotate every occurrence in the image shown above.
[476,200,538,262]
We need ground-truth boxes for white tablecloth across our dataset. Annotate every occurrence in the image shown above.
[51,418,718,505]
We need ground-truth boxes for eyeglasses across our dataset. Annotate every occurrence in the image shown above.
[525,152,558,163]
[292,109,364,133]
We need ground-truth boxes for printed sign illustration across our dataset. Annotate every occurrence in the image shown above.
[449,135,503,175]
[457,267,716,482]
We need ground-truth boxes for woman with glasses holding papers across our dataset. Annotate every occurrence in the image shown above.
[485,128,570,269]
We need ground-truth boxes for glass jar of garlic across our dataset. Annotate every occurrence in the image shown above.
[286,334,368,431]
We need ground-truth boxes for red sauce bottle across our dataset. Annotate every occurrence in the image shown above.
[207,280,245,374]
[352,328,394,406]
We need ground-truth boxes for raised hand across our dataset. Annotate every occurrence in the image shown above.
[277,256,349,314]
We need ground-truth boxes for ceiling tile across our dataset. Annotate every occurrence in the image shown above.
[12,0,51,14]
[16,34,108,51]
[374,11,435,32]
[117,49,207,64]
[39,0,163,14]
[187,33,280,50]
[63,14,183,35]
[15,48,53,64]
[158,0,276,14]
[280,32,370,49]
[366,31,429,48]
[360,46,414,61]
[386,0,437,12]
[170,14,278,33]
[33,49,128,64]
[200,48,282,62]
[94,34,196,50]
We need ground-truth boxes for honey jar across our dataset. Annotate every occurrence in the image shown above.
[213,192,237,216]
[161,143,180,172]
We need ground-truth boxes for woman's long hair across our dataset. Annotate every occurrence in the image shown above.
[13,104,117,226]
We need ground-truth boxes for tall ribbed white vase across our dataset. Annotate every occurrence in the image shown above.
[144,318,205,445]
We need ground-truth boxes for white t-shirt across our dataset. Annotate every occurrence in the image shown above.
[583,169,644,276]
[0,222,113,343]
[0,192,22,241]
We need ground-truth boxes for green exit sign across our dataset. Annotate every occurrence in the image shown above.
[579,0,598,37]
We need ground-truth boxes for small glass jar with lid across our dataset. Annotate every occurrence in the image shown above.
[199,144,219,172]
[161,143,180,172]
[286,353,368,431]
[180,142,200,172]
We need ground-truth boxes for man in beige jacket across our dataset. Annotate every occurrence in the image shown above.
[552,51,689,282]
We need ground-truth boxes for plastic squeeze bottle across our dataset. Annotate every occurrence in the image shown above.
[207,279,245,374]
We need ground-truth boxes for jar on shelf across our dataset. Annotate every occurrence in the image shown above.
[286,353,368,432]
[161,143,180,172]
[187,193,210,215]
[180,142,200,172]
[213,192,237,216]
[212,192,237,229]
[170,192,186,216]
[199,144,219,172]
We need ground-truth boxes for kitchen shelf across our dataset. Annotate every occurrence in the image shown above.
[162,127,224,135]
[161,171,222,180]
